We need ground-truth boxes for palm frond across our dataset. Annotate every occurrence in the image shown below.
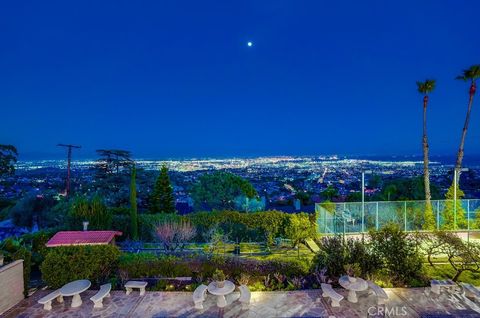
[457,64,480,81]
[416,79,436,94]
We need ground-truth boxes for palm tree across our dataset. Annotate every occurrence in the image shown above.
[417,79,436,230]
[454,65,480,179]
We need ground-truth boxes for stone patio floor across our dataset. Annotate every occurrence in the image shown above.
[3,287,480,317]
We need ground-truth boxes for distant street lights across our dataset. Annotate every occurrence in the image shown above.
[361,170,373,233]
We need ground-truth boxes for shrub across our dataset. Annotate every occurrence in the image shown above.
[313,236,381,281]
[68,195,112,230]
[369,223,423,285]
[112,215,130,241]
[314,236,346,278]
[118,253,191,279]
[138,213,181,241]
[109,207,132,215]
[216,221,262,243]
[155,220,196,251]
[212,269,226,281]
[40,245,120,288]
[20,230,56,266]
[344,238,381,278]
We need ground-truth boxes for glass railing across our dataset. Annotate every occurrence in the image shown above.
[315,199,480,234]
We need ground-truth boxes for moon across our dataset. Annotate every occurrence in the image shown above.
[247,41,253,47]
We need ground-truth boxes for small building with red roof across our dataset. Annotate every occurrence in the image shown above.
[46,230,122,247]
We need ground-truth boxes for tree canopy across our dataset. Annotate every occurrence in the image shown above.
[0,144,18,177]
[416,79,436,95]
[456,65,480,82]
[149,164,176,213]
[191,171,257,211]
[95,149,133,176]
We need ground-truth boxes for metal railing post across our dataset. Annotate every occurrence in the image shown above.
[375,202,379,230]
[467,199,470,242]
[436,201,439,230]
[362,173,365,233]
[454,170,457,230]
[404,201,407,231]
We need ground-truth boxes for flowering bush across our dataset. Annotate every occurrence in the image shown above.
[155,220,196,251]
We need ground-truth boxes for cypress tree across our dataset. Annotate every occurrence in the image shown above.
[150,164,176,213]
[441,184,467,230]
[129,165,138,239]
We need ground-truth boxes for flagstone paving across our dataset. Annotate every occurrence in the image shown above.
[3,287,480,317]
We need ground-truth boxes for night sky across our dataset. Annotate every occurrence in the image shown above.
[1,1,479,159]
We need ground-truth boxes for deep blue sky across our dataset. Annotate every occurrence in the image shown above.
[1,1,479,159]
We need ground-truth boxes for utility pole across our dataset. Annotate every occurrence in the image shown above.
[57,144,81,196]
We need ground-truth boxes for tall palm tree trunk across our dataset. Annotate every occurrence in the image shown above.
[454,82,476,179]
[422,95,431,205]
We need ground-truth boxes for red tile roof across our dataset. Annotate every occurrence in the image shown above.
[46,231,122,247]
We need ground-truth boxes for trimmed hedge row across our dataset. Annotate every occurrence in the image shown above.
[134,210,317,244]
[118,253,191,278]
[40,245,120,289]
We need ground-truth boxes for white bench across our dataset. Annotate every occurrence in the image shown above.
[238,285,251,309]
[431,279,456,295]
[90,283,112,308]
[367,280,388,305]
[193,284,208,309]
[38,290,63,311]
[321,283,344,307]
[460,283,480,300]
[125,281,148,296]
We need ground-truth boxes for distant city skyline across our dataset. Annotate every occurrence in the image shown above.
[14,153,480,168]
[2,1,480,157]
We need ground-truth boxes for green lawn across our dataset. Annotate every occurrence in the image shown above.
[242,244,315,261]
[424,263,480,286]
[172,241,317,261]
